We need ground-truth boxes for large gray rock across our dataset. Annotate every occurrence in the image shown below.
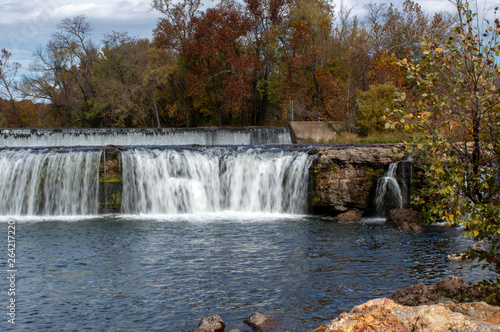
[313,298,500,332]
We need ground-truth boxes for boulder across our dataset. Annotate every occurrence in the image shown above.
[446,253,469,262]
[470,239,494,253]
[447,240,499,264]
[389,282,440,306]
[390,275,466,306]
[313,298,500,332]
[244,312,273,331]
[333,210,362,223]
[190,314,225,332]
[386,208,424,233]
[435,275,466,295]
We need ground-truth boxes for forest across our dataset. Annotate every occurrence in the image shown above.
[0,0,472,131]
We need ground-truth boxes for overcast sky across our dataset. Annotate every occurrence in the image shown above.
[0,0,495,77]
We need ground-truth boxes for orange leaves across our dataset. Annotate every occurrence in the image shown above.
[183,3,256,124]
[369,50,407,87]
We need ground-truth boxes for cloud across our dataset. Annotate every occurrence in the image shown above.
[0,0,496,79]
[0,0,160,45]
[0,0,161,73]
[337,0,458,20]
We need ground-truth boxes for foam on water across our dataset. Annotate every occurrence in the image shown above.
[121,147,312,215]
[0,146,312,218]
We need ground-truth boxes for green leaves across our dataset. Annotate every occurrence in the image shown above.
[393,0,500,274]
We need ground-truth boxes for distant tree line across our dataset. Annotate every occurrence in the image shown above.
[0,0,456,129]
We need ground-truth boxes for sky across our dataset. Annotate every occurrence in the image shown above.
[0,0,495,79]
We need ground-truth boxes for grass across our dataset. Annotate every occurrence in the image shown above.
[329,131,424,145]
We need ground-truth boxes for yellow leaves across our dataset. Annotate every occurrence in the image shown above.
[385,122,395,130]
[435,47,443,53]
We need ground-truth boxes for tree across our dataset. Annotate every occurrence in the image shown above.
[356,83,396,135]
[23,16,99,126]
[280,0,342,122]
[243,0,291,125]
[389,1,500,272]
[152,0,202,126]
[152,0,201,54]
[331,7,373,129]
[93,33,166,127]
[0,49,21,126]
[382,0,429,58]
[184,1,256,126]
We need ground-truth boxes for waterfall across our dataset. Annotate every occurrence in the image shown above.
[374,162,403,217]
[121,148,312,215]
[0,146,312,217]
[0,149,102,216]
[0,128,292,147]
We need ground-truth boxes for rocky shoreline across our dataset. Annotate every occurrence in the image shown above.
[182,276,500,331]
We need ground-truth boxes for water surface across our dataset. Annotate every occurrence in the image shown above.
[0,215,491,331]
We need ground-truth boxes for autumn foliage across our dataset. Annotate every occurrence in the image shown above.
[0,0,456,129]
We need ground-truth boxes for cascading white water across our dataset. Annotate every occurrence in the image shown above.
[0,149,102,216]
[374,162,403,217]
[121,148,312,215]
[0,128,292,147]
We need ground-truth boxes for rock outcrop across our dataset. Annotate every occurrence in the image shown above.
[313,298,500,332]
[310,145,404,215]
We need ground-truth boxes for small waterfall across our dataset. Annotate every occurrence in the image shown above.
[374,162,403,217]
[0,149,102,216]
[121,148,311,215]
[0,128,292,147]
